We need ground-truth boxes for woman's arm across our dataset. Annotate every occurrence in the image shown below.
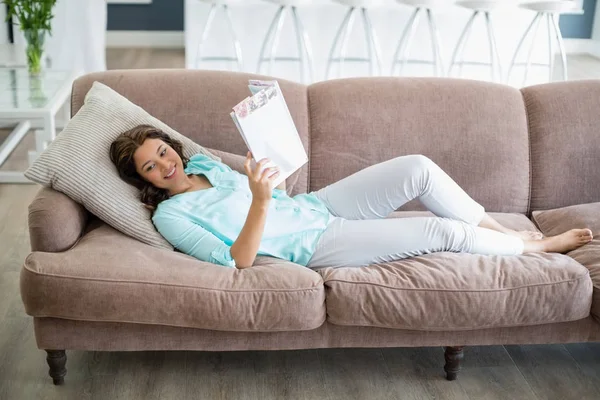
[153,212,238,268]
[153,200,274,270]
[230,200,269,268]
[154,153,279,269]
[230,152,280,269]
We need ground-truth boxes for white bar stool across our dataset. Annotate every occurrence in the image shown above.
[507,1,582,85]
[193,0,244,71]
[325,0,384,79]
[257,0,314,83]
[448,1,506,83]
[391,0,447,77]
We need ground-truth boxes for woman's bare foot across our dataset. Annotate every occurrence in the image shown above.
[507,230,544,241]
[523,229,593,254]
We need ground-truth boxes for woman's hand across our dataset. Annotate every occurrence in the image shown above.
[244,152,280,205]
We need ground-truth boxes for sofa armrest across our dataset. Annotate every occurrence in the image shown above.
[28,187,89,252]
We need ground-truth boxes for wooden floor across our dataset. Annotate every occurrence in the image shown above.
[1,50,600,399]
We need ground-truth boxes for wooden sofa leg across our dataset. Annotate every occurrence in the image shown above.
[45,350,67,385]
[444,346,464,381]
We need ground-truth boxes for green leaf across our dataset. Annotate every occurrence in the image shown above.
[1,0,57,34]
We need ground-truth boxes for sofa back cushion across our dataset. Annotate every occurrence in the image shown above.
[71,70,310,196]
[523,80,600,211]
[307,78,530,213]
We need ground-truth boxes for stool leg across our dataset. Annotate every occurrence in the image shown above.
[297,10,315,83]
[361,9,374,77]
[426,8,444,77]
[291,6,314,83]
[551,13,567,81]
[457,12,477,78]
[391,8,419,76]
[257,6,283,74]
[194,3,218,69]
[224,4,243,71]
[269,6,288,76]
[449,11,477,78]
[339,7,358,78]
[507,12,540,84]
[291,6,306,83]
[327,8,353,80]
[523,13,543,86]
[399,8,423,76]
[362,8,382,77]
[546,13,554,82]
[484,12,502,83]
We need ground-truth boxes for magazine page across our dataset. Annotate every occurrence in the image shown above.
[231,84,307,188]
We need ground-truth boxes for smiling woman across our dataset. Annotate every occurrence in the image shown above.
[110,123,294,269]
[134,136,215,194]
[110,124,192,209]
[108,122,594,272]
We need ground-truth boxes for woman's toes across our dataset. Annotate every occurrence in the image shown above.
[576,229,593,242]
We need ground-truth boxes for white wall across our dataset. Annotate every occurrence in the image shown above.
[12,0,106,73]
[184,0,569,87]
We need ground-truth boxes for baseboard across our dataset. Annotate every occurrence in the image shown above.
[564,39,600,58]
[583,40,600,59]
[106,31,185,49]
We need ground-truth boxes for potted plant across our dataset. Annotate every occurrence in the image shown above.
[3,0,57,75]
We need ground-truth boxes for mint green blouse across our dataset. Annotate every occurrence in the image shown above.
[152,154,333,268]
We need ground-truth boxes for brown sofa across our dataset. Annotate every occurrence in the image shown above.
[20,69,600,385]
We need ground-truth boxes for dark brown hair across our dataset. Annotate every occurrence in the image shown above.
[109,124,188,210]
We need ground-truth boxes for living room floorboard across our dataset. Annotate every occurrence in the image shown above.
[1,50,600,400]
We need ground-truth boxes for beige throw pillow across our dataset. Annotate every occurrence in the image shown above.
[25,81,220,250]
[532,202,600,237]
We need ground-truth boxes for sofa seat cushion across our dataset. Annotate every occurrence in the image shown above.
[21,222,326,332]
[319,212,592,331]
[533,202,600,320]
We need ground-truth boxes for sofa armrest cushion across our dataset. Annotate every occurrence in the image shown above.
[532,202,600,320]
[532,202,600,237]
[28,186,89,252]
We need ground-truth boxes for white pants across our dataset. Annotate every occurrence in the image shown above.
[306,155,524,269]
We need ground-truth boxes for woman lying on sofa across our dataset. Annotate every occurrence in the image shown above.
[110,124,593,270]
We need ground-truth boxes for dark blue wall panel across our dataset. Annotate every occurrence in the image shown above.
[560,0,597,39]
[107,0,183,31]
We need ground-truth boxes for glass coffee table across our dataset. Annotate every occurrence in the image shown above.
[0,67,79,183]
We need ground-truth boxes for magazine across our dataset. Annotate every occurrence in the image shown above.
[230,80,308,188]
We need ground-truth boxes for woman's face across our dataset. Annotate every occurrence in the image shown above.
[133,138,184,192]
